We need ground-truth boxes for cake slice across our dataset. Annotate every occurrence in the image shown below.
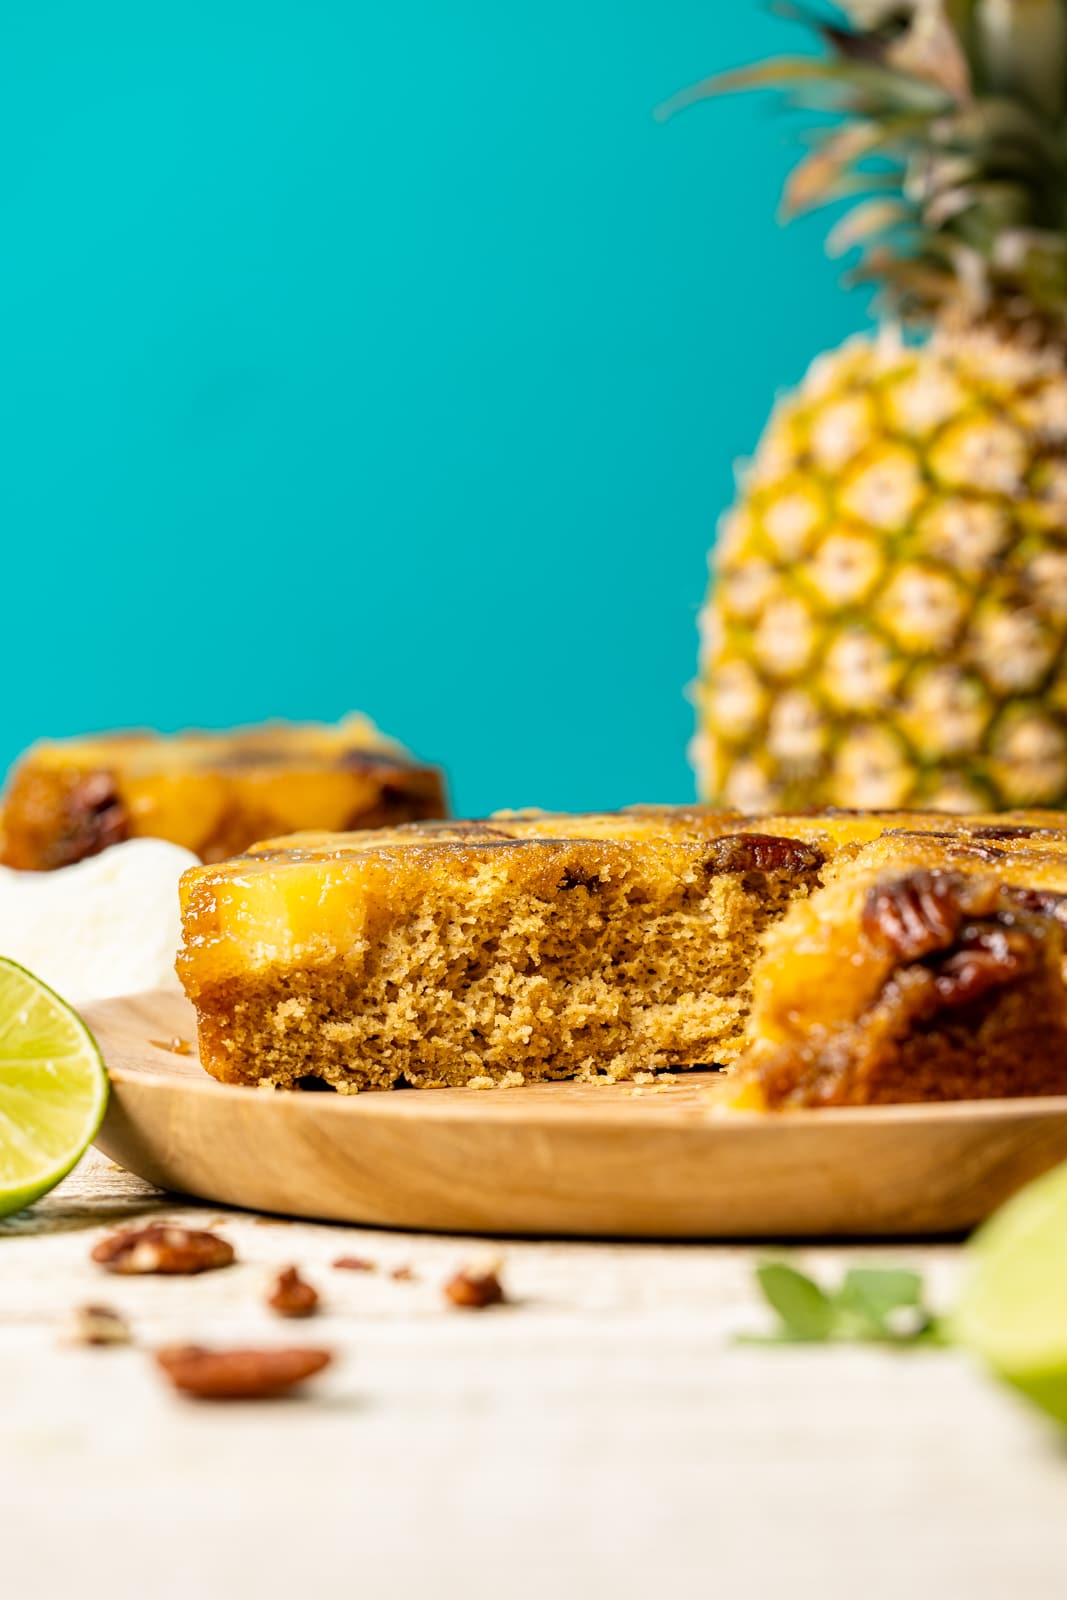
[1,718,447,870]
[730,834,1067,1108]
[177,825,824,1091]
[178,806,1067,1101]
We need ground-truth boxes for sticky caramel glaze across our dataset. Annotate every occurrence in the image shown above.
[178,830,825,1091]
[0,719,447,869]
[248,805,1061,860]
[732,837,1067,1107]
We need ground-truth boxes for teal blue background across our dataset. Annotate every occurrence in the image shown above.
[1,3,868,817]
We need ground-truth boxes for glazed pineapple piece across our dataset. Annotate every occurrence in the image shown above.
[178,822,825,1092]
[0,718,447,870]
[732,837,1067,1109]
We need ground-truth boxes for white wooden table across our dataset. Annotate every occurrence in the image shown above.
[2,1150,1064,1600]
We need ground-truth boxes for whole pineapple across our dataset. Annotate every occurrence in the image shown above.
[670,0,1067,811]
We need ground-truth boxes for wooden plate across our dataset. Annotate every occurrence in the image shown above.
[84,989,1067,1238]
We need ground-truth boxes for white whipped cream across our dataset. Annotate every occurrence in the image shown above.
[0,838,197,1005]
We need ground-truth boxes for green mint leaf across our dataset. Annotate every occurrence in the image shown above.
[755,1262,836,1342]
[743,1262,947,1348]
[835,1268,924,1336]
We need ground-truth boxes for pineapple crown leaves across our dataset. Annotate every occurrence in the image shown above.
[657,1,1067,330]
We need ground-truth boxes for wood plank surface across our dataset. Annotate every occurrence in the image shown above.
[2,1151,1066,1600]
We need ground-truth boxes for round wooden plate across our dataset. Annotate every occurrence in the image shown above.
[83,989,1067,1238]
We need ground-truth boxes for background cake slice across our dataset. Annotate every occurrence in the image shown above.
[0,717,447,870]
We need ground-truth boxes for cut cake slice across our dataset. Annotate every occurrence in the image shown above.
[177,807,1067,1099]
[177,821,824,1091]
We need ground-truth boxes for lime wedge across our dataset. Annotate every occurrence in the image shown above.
[0,958,108,1217]
[954,1160,1067,1426]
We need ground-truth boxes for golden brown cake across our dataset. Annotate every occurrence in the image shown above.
[178,822,825,1091]
[0,718,447,870]
[729,830,1067,1108]
[177,806,1067,1102]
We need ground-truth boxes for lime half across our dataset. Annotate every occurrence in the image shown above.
[954,1160,1067,1427]
[0,958,108,1217]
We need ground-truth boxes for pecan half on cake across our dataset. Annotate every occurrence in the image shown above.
[0,718,447,869]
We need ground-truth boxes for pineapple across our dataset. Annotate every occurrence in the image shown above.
[666,0,1067,811]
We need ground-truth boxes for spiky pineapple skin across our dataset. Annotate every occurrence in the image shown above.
[696,326,1067,813]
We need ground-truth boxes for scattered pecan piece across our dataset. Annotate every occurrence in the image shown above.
[267,1266,319,1318]
[65,1304,132,1346]
[91,1224,236,1276]
[155,1344,331,1400]
[333,1255,376,1273]
[704,834,823,877]
[390,1265,417,1282]
[444,1261,506,1310]
[862,872,967,960]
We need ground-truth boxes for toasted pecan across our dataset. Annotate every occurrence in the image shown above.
[56,771,131,867]
[91,1224,235,1276]
[862,872,968,961]
[267,1266,319,1318]
[155,1344,331,1400]
[929,925,1037,1011]
[704,834,823,876]
[444,1262,506,1309]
